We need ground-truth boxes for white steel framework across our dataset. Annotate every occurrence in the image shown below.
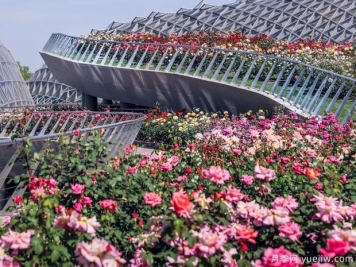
[27,67,82,104]
[91,0,356,43]
[0,40,35,108]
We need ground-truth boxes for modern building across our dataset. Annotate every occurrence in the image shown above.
[38,0,356,122]
[27,67,82,105]
[0,40,35,108]
[92,0,356,43]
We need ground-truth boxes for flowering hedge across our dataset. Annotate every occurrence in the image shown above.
[0,110,355,266]
[83,31,356,78]
[136,107,233,146]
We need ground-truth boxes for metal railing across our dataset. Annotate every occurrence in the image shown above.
[0,110,146,213]
[42,33,356,124]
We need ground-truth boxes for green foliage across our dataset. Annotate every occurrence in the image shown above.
[17,61,32,81]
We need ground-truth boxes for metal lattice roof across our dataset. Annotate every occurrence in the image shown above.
[27,67,82,104]
[0,40,35,108]
[91,0,356,43]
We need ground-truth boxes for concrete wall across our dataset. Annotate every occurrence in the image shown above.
[41,52,304,115]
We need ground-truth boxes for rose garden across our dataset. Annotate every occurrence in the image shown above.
[0,31,356,267]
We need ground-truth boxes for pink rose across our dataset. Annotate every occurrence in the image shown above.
[80,196,92,207]
[1,229,35,250]
[263,208,291,226]
[74,202,83,212]
[177,175,188,182]
[314,183,324,190]
[241,174,254,185]
[71,183,85,195]
[127,166,138,174]
[76,238,126,267]
[340,175,348,183]
[278,222,302,241]
[0,250,20,267]
[319,238,350,257]
[68,211,100,237]
[195,227,226,258]
[202,166,231,185]
[233,149,242,156]
[272,196,299,213]
[254,164,276,182]
[47,178,58,187]
[73,129,80,136]
[13,196,22,204]
[56,205,66,213]
[99,199,118,212]
[124,146,133,154]
[161,163,173,172]
[0,216,11,227]
[143,192,162,207]
[169,156,180,167]
[225,186,245,204]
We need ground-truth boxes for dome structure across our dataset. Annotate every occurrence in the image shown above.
[92,0,356,43]
[0,40,35,108]
[27,67,81,104]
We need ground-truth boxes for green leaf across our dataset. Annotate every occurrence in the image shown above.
[297,247,305,256]
[13,176,20,184]
[34,152,40,161]
[43,198,52,207]
[145,253,154,265]
[34,243,43,254]
[50,250,60,262]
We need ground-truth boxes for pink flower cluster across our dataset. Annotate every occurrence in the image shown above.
[129,248,149,267]
[28,176,59,201]
[1,229,34,250]
[235,196,298,227]
[317,226,356,259]
[254,164,276,182]
[99,199,118,212]
[54,211,100,237]
[0,246,20,267]
[74,196,93,212]
[76,238,126,267]
[165,223,259,266]
[311,193,355,223]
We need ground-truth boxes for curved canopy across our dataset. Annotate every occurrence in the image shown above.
[92,0,356,43]
[0,40,34,108]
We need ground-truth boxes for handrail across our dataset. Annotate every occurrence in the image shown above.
[43,33,356,82]
[0,110,146,212]
[41,33,356,124]
[0,111,146,144]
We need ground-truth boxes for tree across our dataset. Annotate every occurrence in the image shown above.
[17,61,32,81]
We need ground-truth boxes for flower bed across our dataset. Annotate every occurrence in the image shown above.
[0,110,355,266]
[83,31,356,78]
[136,107,234,147]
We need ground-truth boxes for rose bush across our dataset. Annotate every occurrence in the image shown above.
[0,110,355,266]
[83,31,356,78]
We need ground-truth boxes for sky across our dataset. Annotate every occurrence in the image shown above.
[0,0,229,71]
